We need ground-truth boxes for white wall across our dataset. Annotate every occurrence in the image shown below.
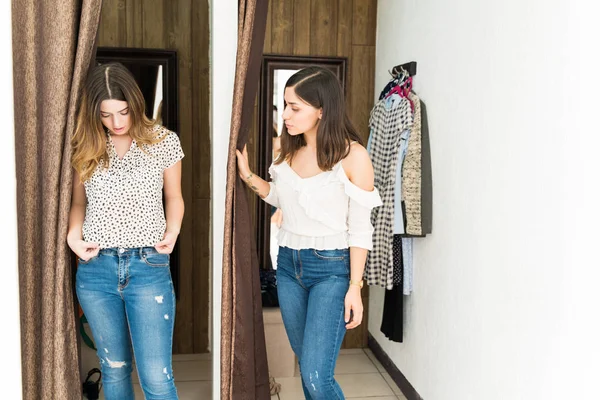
[370,1,600,399]
[210,0,237,398]
[0,0,22,397]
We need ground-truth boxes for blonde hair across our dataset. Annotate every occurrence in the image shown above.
[72,63,162,181]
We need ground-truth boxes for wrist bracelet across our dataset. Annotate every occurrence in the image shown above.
[350,279,364,289]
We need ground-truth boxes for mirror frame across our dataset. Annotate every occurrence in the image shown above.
[256,54,348,270]
[95,47,182,297]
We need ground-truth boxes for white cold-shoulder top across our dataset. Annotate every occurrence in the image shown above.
[263,158,383,251]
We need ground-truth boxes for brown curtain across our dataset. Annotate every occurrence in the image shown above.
[221,0,270,398]
[12,1,102,398]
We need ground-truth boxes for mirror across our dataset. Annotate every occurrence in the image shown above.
[95,47,181,297]
[256,55,348,271]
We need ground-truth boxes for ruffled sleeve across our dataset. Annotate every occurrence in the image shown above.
[263,163,280,208]
[336,164,383,250]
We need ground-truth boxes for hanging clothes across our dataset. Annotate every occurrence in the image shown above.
[366,94,413,289]
[380,285,404,342]
[402,237,413,295]
[366,68,433,291]
[419,99,433,235]
[400,95,432,237]
[392,234,403,286]
[367,113,411,235]
[402,92,423,235]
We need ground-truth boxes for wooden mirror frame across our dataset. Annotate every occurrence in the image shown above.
[255,54,348,271]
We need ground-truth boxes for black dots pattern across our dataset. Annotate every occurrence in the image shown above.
[82,125,184,248]
[392,234,403,286]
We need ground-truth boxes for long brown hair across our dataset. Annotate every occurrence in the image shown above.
[275,66,363,170]
[71,63,159,181]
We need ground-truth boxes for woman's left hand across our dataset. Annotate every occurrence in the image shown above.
[155,231,179,254]
[344,286,363,329]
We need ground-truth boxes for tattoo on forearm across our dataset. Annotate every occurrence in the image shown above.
[244,174,265,198]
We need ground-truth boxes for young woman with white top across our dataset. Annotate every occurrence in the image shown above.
[68,63,184,400]
[236,66,382,399]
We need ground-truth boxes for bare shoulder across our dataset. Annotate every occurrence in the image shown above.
[341,142,375,190]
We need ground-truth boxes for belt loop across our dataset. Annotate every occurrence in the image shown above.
[138,247,144,259]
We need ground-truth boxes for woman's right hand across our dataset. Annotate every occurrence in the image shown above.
[235,145,252,179]
[68,237,100,262]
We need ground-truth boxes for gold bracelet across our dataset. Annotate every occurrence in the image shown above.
[350,280,364,289]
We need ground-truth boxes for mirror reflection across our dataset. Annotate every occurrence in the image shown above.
[269,69,300,271]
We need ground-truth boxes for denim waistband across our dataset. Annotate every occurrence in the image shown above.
[98,246,158,257]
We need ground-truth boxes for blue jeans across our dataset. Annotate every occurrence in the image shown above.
[276,246,350,399]
[76,247,178,400]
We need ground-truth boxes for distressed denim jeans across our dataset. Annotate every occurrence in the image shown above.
[76,247,178,400]
[276,246,350,399]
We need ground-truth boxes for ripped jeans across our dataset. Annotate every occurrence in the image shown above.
[76,247,178,400]
[276,246,350,399]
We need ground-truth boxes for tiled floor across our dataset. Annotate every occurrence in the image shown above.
[97,348,407,399]
[271,348,407,400]
[98,353,212,400]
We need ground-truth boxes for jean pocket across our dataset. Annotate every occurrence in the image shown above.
[312,249,347,260]
[142,249,170,267]
[78,254,99,265]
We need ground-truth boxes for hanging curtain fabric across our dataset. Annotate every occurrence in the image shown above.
[221,0,270,398]
[12,1,103,398]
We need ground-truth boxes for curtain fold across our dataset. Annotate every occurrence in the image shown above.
[12,1,102,398]
[221,0,270,398]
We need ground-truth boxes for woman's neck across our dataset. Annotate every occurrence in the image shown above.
[303,127,317,149]
[110,133,132,142]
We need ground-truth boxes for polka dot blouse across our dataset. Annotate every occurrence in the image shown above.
[82,125,184,249]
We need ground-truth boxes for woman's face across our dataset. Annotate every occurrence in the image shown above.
[281,87,322,136]
[100,99,132,136]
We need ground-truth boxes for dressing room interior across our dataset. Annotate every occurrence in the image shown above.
[4,0,597,400]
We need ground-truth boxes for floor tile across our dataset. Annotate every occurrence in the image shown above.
[335,352,379,374]
[271,373,397,399]
[339,348,367,355]
[348,397,398,400]
[275,377,305,400]
[173,360,212,381]
[173,353,212,362]
[381,373,404,397]
[176,381,212,400]
[293,349,379,377]
[338,373,395,398]
[363,348,387,373]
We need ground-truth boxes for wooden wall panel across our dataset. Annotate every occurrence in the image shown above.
[98,0,210,354]
[264,0,273,53]
[260,0,379,348]
[99,0,120,46]
[350,45,376,144]
[310,0,338,56]
[336,0,353,58]
[141,0,166,48]
[189,0,211,352]
[353,0,378,46]
[271,0,294,54]
[293,0,311,55]
[125,0,143,47]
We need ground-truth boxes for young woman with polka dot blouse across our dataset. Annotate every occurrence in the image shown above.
[68,63,184,400]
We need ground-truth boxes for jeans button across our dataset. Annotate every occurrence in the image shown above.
[119,248,125,254]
